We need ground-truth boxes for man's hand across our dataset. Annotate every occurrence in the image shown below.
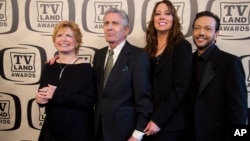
[144,120,161,136]
[46,55,59,65]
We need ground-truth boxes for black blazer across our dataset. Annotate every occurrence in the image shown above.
[93,41,153,141]
[150,39,193,132]
[38,63,96,141]
[190,45,248,141]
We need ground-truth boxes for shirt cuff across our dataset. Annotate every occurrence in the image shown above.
[132,130,145,141]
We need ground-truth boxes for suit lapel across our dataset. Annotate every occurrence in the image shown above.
[198,61,215,95]
[198,46,220,95]
[99,47,109,89]
[104,42,131,92]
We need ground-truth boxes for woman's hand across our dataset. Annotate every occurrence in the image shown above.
[35,84,57,104]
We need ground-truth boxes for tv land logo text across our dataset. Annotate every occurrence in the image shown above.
[0,0,7,27]
[0,100,11,129]
[173,2,184,24]
[10,52,36,78]
[94,2,122,24]
[25,0,75,34]
[0,93,21,130]
[220,2,250,33]
[27,99,45,129]
[36,1,63,28]
[0,100,10,123]
[37,1,63,22]
[82,0,134,34]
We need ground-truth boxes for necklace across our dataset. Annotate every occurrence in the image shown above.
[157,43,167,50]
[156,43,167,57]
[58,57,79,80]
[58,63,69,80]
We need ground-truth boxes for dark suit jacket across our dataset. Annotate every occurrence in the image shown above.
[93,41,153,141]
[151,39,193,132]
[190,45,248,141]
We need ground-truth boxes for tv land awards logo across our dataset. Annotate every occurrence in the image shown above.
[94,2,122,23]
[141,0,198,37]
[142,0,250,40]
[0,0,18,34]
[25,0,75,35]
[82,0,134,35]
[208,1,250,40]
[27,99,45,130]
[0,44,96,84]
[1,0,249,40]
[0,44,46,85]
[0,92,21,131]
[0,0,7,22]
[36,1,63,22]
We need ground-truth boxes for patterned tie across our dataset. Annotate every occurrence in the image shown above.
[103,49,114,88]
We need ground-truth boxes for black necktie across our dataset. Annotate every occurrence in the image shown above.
[103,49,114,88]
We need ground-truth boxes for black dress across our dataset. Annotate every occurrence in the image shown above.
[38,62,96,141]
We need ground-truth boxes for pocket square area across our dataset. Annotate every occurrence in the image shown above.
[122,66,128,72]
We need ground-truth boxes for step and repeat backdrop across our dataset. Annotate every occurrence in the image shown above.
[0,0,250,140]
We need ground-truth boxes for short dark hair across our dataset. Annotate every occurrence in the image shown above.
[192,11,220,32]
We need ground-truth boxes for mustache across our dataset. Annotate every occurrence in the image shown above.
[196,35,206,39]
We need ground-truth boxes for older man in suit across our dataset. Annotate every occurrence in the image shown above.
[93,8,153,141]
[188,11,248,141]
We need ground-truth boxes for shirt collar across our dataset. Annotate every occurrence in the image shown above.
[196,44,216,62]
[108,40,126,56]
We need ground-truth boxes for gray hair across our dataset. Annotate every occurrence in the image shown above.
[103,8,129,27]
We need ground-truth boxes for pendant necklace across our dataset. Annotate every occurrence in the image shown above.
[58,57,79,80]
[156,43,167,57]
[58,63,69,80]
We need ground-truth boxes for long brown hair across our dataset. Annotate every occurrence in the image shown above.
[145,0,184,57]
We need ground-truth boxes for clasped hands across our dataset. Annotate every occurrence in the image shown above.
[35,84,57,104]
